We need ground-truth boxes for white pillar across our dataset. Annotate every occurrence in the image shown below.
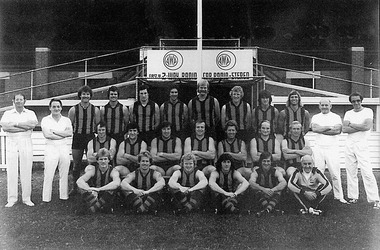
[197,0,202,82]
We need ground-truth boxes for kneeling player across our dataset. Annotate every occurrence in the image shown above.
[76,148,121,214]
[168,153,208,214]
[121,151,165,214]
[209,153,249,214]
[288,155,332,215]
[249,152,287,217]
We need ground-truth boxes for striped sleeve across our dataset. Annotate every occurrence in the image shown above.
[315,169,332,196]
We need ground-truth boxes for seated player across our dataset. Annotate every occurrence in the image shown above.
[208,153,249,214]
[168,153,208,214]
[217,120,248,179]
[250,120,284,176]
[116,122,147,178]
[184,120,216,177]
[121,151,165,214]
[281,121,312,178]
[76,148,121,214]
[249,152,287,217]
[150,121,182,177]
[288,155,332,215]
[87,121,117,164]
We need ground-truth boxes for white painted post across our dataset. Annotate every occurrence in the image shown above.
[0,129,6,170]
[84,60,88,86]
[197,0,203,82]
[30,71,33,100]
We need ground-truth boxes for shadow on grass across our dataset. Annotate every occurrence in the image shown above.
[0,169,380,249]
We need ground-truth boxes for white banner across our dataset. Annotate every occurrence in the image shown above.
[147,50,254,79]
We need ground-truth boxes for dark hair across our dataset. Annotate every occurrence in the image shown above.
[77,85,93,99]
[258,89,273,105]
[97,121,107,129]
[107,86,119,98]
[349,92,363,103]
[49,98,62,108]
[138,84,149,93]
[215,153,235,171]
[126,122,139,132]
[169,86,178,92]
[258,151,273,168]
[160,121,172,131]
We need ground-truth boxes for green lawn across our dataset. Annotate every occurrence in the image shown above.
[1,169,380,250]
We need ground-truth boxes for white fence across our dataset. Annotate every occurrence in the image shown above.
[0,130,379,170]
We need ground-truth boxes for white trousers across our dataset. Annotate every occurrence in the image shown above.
[345,141,379,202]
[6,135,33,203]
[313,145,344,200]
[42,144,70,202]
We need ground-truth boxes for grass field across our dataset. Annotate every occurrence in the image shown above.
[1,168,380,250]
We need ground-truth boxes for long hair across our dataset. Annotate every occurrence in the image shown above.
[215,153,235,171]
[286,90,303,107]
[258,151,273,169]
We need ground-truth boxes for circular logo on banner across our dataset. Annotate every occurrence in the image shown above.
[216,51,236,70]
[163,51,183,70]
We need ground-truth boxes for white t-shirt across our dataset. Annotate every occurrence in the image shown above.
[311,112,342,146]
[343,107,373,143]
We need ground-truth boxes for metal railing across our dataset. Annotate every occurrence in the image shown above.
[1,46,378,102]
[255,47,379,98]
[0,47,142,102]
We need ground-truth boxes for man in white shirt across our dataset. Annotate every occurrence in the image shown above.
[0,94,38,207]
[342,92,380,209]
[41,98,73,203]
[311,98,347,204]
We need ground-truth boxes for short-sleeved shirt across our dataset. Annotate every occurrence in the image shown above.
[344,107,373,143]
[311,112,342,146]
[41,114,72,146]
[0,108,38,137]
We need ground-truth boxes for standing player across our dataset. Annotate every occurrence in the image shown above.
[277,90,310,142]
[0,94,38,207]
[188,79,220,139]
[282,121,312,178]
[131,85,160,146]
[249,152,287,217]
[209,153,249,214]
[288,155,332,215]
[252,89,279,137]
[68,85,101,196]
[150,121,182,177]
[100,86,129,146]
[342,92,380,208]
[184,120,216,176]
[160,86,188,142]
[41,98,73,203]
[86,121,117,165]
[116,122,147,178]
[311,98,347,204]
[221,85,252,141]
[121,151,165,214]
[168,153,208,214]
[76,148,121,214]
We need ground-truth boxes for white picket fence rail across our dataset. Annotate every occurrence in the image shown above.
[0,130,379,170]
